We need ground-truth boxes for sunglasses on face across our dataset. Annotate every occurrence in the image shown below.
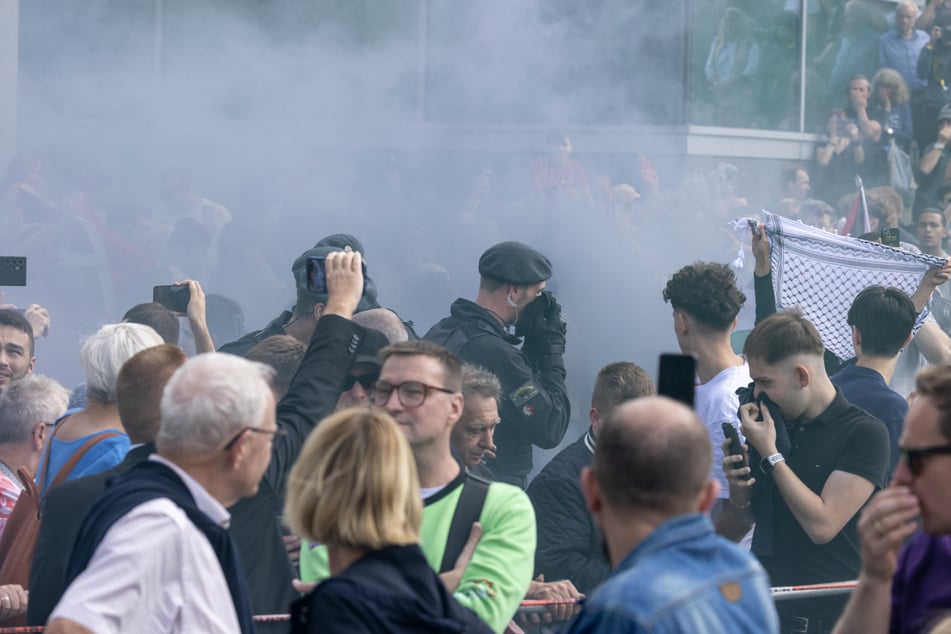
[900,444,951,476]
[343,373,379,391]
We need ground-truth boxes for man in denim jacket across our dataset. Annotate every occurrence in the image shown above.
[563,396,778,633]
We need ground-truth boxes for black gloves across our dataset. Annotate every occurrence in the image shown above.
[516,291,567,356]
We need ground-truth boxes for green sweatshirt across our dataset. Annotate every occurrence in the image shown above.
[299,472,536,634]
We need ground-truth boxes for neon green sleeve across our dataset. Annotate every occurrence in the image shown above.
[451,483,536,634]
[298,539,330,583]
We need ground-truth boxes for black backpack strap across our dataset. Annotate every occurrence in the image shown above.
[439,473,490,574]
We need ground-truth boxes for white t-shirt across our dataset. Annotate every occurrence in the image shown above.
[694,363,752,499]
[49,456,239,633]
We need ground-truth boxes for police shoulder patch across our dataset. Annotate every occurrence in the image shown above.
[509,381,540,407]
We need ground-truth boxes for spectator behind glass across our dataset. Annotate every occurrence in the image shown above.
[37,323,163,496]
[879,2,929,93]
[870,68,913,153]
[917,105,951,212]
[705,7,760,128]
[0,375,69,537]
[828,2,883,101]
[284,407,492,633]
[915,18,951,150]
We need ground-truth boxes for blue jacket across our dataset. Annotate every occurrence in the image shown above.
[562,514,778,633]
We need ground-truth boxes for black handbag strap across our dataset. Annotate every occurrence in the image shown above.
[439,473,490,574]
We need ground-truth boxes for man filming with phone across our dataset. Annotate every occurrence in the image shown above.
[719,311,890,634]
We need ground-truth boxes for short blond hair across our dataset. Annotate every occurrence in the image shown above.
[284,408,421,549]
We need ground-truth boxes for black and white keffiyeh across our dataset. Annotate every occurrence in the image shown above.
[734,212,945,360]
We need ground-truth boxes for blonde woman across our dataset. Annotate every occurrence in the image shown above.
[284,408,491,633]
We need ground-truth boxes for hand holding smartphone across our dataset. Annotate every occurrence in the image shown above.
[153,285,191,314]
[721,422,751,481]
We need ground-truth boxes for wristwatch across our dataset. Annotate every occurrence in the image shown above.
[759,453,785,474]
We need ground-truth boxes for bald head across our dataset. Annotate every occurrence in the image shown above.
[593,396,712,516]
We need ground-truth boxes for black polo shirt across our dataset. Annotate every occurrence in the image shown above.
[760,389,888,609]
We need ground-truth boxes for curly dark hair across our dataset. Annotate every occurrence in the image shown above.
[662,262,746,331]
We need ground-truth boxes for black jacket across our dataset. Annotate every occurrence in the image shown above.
[230,314,383,624]
[30,314,380,631]
[28,444,154,625]
[218,310,294,357]
[425,299,570,481]
[290,544,492,634]
[526,430,608,594]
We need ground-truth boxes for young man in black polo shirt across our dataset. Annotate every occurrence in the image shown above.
[720,311,890,634]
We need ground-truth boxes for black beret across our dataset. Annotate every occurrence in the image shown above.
[478,241,552,285]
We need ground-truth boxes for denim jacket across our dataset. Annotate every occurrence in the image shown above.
[562,514,778,634]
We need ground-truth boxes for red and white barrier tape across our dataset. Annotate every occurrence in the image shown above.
[0,582,861,632]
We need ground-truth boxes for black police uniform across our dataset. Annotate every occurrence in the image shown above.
[424,242,570,487]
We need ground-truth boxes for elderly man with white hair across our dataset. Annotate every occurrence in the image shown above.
[0,375,70,536]
[37,323,163,495]
[46,353,277,634]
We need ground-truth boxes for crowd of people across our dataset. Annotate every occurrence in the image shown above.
[3,5,951,633]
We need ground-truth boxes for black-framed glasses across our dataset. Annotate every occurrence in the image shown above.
[900,444,951,476]
[371,380,455,408]
[223,426,287,451]
[343,373,379,392]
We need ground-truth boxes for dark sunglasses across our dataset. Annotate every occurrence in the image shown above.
[900,444,951,476]
[343,373,379,391]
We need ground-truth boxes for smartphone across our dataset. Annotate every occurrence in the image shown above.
[153,285,190,313]
[721,422,751,481]
[0,257,27,287]
[306,256,367,295]
[657,353,697,408]
[881,227,900,248]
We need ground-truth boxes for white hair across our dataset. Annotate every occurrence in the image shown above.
[156,353,275,459]
[896,1,919,15]
[81,323,164,404]
[352,309,409,344]
[0,375,70,444]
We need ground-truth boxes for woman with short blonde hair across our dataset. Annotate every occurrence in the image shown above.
[284,408,491,633]
[285,407,420,552]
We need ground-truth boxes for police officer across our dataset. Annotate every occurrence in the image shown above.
[425,241,570,488]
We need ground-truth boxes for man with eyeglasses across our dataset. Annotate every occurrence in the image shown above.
[47,353,277,633]
[834,365,951,634]
[299,340,536,633]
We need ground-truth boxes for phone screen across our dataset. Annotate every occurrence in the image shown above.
[721,422,751,480]
[307,257,328,294]
[153,285,190,313]
[657,353,697,408]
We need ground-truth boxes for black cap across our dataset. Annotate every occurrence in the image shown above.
[478,241,552,285]
[290,246,380,311]
[314,233,366,256]
[354,328,390,366]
